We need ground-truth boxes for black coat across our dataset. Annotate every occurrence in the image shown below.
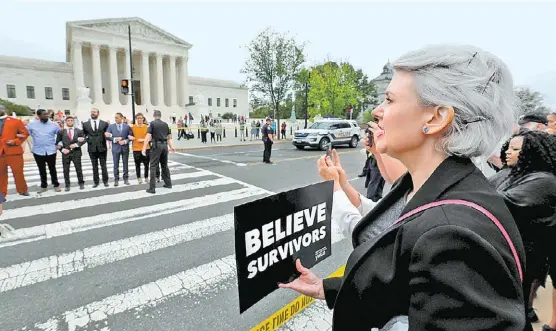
[82,119,109,153]
[323,156,528,331]
[56,128,85,156]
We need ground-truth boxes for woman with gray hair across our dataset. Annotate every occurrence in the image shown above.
[280,44,529,330]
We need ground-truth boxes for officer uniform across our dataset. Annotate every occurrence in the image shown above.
[147,116,172,191]
[261,118,274,164]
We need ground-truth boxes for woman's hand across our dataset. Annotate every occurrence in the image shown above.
[317,155,340,181]
[366,122,380,154]
[278,259,325,300]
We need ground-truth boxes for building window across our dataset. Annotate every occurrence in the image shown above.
[45,87,53,100]
[225,98,229,107]
[233,99,237,108]
[64,109,71,115]
[62,88,70,100]
[189,96,194,104]
[208,98,212,106]
[6,85,16,98]
[217,98,221,107]
[27,86,35,99]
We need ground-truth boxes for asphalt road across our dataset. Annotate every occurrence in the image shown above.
[0,142,369,331]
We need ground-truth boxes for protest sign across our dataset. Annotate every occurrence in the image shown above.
[234,181,333,313]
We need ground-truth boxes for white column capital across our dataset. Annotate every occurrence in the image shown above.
[91,44,100,51]
[108,45,119,52]
[168,55,176,62]
[72,41,83,48]
[156,53,164,59]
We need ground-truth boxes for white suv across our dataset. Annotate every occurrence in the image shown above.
[292,119,361,150]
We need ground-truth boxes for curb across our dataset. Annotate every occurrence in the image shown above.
[173,140,291,152]
[22,140,292,161]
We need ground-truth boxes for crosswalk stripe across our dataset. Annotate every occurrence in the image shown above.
[0,187,266,248]
[31,229,345,331]
[2,176,234,220]
[16,160,181,177]
[11,164,189,185]
[6,168,200,202]
[0,213,234,293]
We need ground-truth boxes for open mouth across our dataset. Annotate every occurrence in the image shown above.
[376,123,385,138]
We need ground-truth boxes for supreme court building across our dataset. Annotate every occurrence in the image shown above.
[0,17,249,122]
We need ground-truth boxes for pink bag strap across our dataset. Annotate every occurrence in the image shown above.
[392,199,523,281]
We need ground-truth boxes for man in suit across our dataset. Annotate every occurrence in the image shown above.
[82,108,109,188]
[0,104,29,197]
[56,116,86,191]
[106,112,132,186]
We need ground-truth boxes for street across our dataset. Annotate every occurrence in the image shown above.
[0,142,367,331]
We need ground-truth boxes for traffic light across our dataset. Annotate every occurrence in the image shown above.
[121,79,129,95]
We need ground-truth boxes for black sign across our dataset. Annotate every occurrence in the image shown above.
[234,181,333,313]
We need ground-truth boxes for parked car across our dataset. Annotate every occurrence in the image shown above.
[292,119,361,150]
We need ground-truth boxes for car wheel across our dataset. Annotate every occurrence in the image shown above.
[349,136,359,148]
[319,137,330,151]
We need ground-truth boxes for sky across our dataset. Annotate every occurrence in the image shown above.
[1,0,555,106]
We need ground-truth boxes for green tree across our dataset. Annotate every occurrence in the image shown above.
[241,27,305,138]
[0,99,33,116]
[221,112,235,120]
[515,87,547,116]
[307,61,373,119]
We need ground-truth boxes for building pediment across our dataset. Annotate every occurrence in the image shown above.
[68,17,192,48]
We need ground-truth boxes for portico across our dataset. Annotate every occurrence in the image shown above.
[0,17,249,122]
[67,18,192,120]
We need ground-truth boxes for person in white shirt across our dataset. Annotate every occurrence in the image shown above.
[319,122,407,236]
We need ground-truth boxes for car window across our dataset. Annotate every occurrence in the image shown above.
[309,122,333,130]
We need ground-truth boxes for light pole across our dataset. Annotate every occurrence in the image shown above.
[128,25,136,124]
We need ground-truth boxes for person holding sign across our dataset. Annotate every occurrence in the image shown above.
[321,139,406,237]
[279,44,529,331]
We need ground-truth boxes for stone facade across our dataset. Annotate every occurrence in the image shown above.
[0,17,248,122]
[372,61,393,104]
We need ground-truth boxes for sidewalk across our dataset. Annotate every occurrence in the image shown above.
[22,135,294,162]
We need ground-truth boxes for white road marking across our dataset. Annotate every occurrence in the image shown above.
[175,152,247,167]
[0,214,235,293]
[6,168,207,202]
[8,165,191,190]
[30,227,345,331]
[278,300,333,331]
[2,175,232,220]
[0,187,267,248]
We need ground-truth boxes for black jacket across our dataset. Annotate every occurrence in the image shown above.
[324,156,528,331]
[56,128,85,156]
[489,168,556,244]
[82,119,108,153]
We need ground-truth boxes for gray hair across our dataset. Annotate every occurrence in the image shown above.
[393,44,517,158]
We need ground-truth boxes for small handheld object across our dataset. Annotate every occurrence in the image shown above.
[367,130,374,147]
[326,143,334,164]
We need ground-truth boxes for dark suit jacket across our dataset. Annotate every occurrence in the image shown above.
[82,119,108,153]
[56,127,85,156]
[106,123,132,154]
[323,156,528,331]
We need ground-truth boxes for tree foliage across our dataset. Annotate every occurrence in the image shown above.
[306,61,377,120]
[241,27,305,134]
[0,99,33,116]
[515,87,548,116]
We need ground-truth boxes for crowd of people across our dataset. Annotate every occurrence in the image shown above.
[279,44,556,331]
[0,107,176,202]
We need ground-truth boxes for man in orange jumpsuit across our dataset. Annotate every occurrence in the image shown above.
[0,105,29,197]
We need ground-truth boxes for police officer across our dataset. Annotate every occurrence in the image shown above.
[142,110,175,194]
[261,117,274,164]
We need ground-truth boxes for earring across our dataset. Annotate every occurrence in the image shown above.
[422,126,429,134]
